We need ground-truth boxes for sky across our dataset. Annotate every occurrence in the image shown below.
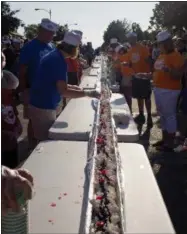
[9,1,156,48]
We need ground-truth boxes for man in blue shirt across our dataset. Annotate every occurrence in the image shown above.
[18,18,58,148]
[29,31,100,144]
[30,49,67,110]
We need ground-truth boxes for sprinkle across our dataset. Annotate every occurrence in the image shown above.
[50,202,56,207]
[99,178,105,183]
[96,221,104,227]
[96,137,104,144]
[48,219,53,223]
[58,196,62,200]
[96,196,103,200]
[63,193,67,196]
[100,169,107,175]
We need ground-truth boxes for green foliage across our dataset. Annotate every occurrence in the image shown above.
[53,24,68,42]
[24,23,68,41]
[103,19,131,45]
[1,1,24,36]
[149,2,187,32]
[132,23,144,41]
[24,24,38,39]
[103,19,155,46]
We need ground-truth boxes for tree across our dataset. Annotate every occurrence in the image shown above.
[53,24,68,42]
[103,19,131,45]
[24,24,68,41]
[24,24,38,39]
[132,23,144,41]
[149,2,187,32]
[1,1,24,36]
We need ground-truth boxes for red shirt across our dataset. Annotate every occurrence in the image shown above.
[66,58,78,72]
[77,59,83,81]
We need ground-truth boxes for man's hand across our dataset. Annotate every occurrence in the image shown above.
[1,166,33,214]
[84,90,101,99]
[67,85,82,91]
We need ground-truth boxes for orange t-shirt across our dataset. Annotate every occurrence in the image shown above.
[119,54,134,77]
[153,51,184,90]
[127,44,151,73]
[112,53,121,70]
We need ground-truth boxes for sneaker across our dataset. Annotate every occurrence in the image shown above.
[134,114,146,124]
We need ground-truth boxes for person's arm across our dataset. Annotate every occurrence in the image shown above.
[18,44,31,92]
[57,80,100,98]
[163,54,184,80]
[18,64,28,92]
[55,59,100,99]
[1,166,33,214]
[57,80,86,98]
[144,47,153,69]
[67,84,82,90]
[165,67,184,80]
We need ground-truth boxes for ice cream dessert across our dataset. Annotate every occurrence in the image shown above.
[89,82,123,234]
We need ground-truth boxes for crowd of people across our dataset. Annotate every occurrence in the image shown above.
[1,18,100,170]
[1,18,187,215]
[107,31,187,152]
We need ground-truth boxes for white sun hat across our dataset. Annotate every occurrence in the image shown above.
[156,30,171,42]
[115,44,124,53]
[40,18,59,33]
[110,38,118,44]
[126,32,137,38]
[63,31,82,46]
[72,30,83,39]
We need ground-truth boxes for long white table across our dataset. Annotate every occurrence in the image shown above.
[24,141,88,234]
[49,93,138,142]
[79,75,97,89]
[89,68,100,76]
[118,143,175,234]
[111,93,139,142]
[92,63,101,68]
[110,93,130,110]
[48,97,95,141]
[24,142,174,234]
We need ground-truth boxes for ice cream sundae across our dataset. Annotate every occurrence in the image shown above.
[88,80,124,234]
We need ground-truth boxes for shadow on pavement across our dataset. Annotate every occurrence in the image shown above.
[152,158,187,234]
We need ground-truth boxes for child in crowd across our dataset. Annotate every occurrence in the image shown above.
[1,52,22,168]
